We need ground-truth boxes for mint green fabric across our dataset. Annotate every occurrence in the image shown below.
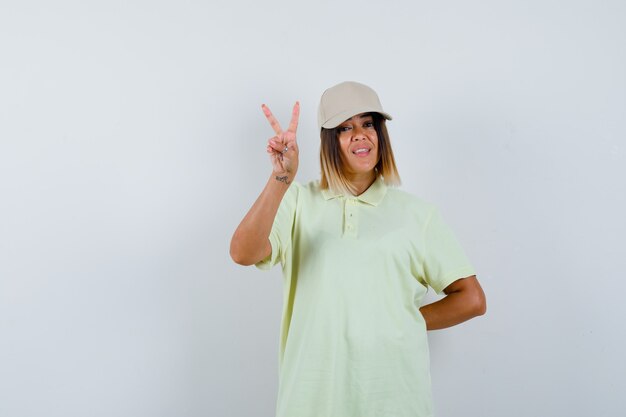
[255,175,476,417]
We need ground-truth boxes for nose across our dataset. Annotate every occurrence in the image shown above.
[351,126,367,141]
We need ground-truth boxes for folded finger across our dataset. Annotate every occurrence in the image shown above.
[283,131,297,146]
[268,137,289,153]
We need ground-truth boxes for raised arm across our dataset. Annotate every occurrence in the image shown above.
[229,102,300,266]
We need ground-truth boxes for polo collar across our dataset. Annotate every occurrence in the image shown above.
[321,175,388,206]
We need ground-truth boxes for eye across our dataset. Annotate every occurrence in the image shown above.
[364,121,374,128]
[339,126,352,132]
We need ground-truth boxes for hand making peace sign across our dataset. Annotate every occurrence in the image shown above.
[263,101,300,179]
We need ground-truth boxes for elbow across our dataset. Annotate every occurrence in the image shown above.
[464,276,486,317]
[475,299,487,317]
[473,289,487,317]
[229,237,252,266]
[230,248,246,266]
[230,249,253,266]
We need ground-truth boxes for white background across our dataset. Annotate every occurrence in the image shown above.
[1,1,625,416]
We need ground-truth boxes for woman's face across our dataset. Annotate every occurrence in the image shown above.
[337,113,379,177]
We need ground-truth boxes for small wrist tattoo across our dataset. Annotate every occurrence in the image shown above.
[275,175,290,185]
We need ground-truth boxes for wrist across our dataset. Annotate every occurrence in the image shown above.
[271,170,296,185]
[274,174,291,185]
[268,171,293,186]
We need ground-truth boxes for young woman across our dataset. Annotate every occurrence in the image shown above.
[230,81,486,417]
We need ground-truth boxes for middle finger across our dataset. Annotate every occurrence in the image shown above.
[287,101,300,134]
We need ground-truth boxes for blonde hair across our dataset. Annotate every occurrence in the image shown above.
[319,113,401,195]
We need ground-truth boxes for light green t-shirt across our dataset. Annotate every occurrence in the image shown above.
[255,175,476,417]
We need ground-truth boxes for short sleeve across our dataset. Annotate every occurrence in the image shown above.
[254,182,299,271]
[422,206,476,294]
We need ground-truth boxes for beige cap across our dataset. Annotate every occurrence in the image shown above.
[317,81,392,131]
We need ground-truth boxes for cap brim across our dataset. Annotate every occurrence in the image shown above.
[321,107,393,130]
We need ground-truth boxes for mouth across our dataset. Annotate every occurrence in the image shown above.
[352,147,372,157]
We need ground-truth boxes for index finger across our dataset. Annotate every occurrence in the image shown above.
[261,104,283,135]
[287,101,300,134]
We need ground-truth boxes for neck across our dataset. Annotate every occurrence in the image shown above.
[347,170,377,196]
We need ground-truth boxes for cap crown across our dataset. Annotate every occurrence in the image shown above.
[317,81,392,131]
